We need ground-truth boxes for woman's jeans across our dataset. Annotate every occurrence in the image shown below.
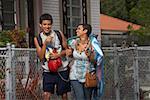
[71,80,93,100]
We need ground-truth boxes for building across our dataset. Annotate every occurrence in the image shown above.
[0,0,100,47]
[100,14,141,47]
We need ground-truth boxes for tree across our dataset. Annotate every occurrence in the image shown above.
[129,0,150,26]
[101,0,128,21]
[129,0,150,45]
[129,26,150,45]
[101,0,150,26]
[101,0,150,45]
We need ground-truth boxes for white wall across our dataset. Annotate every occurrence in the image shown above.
[42,0,60,30]
[89,0,101,41]
[41,0,101,41]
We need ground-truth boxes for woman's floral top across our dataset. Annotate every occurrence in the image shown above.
[68,38,95,83]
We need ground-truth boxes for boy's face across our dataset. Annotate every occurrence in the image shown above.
[40,20,52,34]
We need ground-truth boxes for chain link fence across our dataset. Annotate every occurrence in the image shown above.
[12,46,43,100]
[102,46,150,100]
[101,47,116,100]
[0,43,150,100]
[0,47,7,100]
[0,43,43,100]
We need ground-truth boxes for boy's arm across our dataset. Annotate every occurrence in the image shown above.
[60,31,68,49]
[34,36,53,61]
[59,31,68,57]
[34,37,46,61]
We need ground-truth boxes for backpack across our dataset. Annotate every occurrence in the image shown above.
[36,30,63,72]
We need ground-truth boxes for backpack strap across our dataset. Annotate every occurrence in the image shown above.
[37,30,62,48]
[37,33,43,47]
[54,30,62,45]
[54,30,65,50]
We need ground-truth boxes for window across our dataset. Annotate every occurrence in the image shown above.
[1,0,16,30]
[63,0,87,38]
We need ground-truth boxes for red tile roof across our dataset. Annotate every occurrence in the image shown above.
[100,14,141,32]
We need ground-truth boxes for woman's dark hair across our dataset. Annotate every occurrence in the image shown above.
[78,24,92,37]
[39,13,53,24]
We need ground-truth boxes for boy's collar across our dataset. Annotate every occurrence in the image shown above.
[43,30,53,36]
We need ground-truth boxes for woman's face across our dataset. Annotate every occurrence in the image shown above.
[76,25,86,37]
[40,20,52,34]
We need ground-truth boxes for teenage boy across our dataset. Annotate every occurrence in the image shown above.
[34,13,70,100]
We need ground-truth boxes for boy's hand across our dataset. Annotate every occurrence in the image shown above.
[45,36,53,45]
[49,52,60,59]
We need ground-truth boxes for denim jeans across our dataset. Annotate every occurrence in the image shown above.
[71,80,93,100]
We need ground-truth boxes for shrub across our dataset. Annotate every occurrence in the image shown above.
[0,29,28,47]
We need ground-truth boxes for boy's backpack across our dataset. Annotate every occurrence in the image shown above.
[36,30,63,72]
[37,30,62,48]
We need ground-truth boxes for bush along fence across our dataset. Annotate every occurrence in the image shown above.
[0,43,150,100]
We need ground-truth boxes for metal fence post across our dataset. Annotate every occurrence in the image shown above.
[5,43,13,100]
[133,44,140,100]
[113,44,120,100]
[11,44,16,100]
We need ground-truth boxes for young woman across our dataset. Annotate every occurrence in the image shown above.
[66,24,104,100]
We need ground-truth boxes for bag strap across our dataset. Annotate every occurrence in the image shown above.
[37,33,43,47]
[58,71,70,82]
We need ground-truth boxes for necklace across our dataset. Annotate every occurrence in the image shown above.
[76,38,90,54]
